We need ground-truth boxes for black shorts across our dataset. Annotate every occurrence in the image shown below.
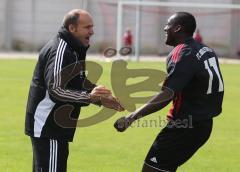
[31,137,69,172]
[144,119,213,172]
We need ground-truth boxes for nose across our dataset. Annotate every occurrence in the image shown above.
[90,27,94,35]
[164,26,167,32]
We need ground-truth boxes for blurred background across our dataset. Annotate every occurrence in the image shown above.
[0,0,240,58]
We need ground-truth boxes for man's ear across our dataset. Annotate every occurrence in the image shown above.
[174,25,181,33]
[68,24,76,33]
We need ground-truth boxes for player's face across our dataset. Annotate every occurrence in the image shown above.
[71,13,94,47]
[164,15,178,46]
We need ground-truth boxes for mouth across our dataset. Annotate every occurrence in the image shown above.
[165,32,168,38]
[85,37,90,44]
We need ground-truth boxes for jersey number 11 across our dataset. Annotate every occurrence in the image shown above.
[204,57,224,95]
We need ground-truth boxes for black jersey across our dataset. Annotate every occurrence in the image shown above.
[25,27,96,141]
[164,38,224,121]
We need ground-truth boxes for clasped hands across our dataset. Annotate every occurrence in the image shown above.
[90,85,133,132]
[90,85,124,112]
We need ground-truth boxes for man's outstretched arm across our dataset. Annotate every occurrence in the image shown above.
[114,87,173,132]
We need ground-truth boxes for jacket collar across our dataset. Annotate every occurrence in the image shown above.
[57,26,89,54]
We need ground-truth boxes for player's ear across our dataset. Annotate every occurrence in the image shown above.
[174,25,181,33]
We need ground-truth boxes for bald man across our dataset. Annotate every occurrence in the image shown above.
[25,9,123,172]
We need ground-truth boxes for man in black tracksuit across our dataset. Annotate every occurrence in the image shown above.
[114,12,224,172]
[25,9,123,172]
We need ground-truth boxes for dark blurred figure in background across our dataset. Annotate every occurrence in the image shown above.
[194,29,203,43]
[123,28,133,47]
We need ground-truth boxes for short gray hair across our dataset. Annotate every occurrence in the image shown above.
[62,10,80,30]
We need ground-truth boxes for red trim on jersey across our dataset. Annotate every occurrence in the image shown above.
[172,44,185,63]
[167,93,183,119]
[166,44,185,120]
[167,105,174,119]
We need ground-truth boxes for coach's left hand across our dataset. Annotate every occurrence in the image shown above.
[91,85,112,97]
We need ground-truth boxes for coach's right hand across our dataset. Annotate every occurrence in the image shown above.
[90,86,124,111]
[90,94,124,111]
[101,96,124,111]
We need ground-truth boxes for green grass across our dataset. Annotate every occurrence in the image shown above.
[0,59,239,171]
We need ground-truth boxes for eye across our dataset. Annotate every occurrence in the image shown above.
[85,25,93,29]
[164,23,169,27]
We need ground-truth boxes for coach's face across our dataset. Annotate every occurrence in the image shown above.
[164,14,181,46]
[70,12,94,47]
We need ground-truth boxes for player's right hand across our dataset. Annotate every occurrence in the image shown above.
[114,116,132,132]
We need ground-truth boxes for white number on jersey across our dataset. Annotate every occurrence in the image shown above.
[204,57,224,94]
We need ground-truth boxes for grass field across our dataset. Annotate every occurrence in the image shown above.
[0,59,239,172]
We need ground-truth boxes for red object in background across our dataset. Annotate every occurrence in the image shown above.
[123,29,133,47]
[194,29,203,43]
